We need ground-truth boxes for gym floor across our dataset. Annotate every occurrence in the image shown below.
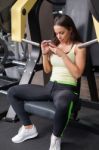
[0,93,99,150]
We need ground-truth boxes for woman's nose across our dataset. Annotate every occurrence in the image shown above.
[57,34,61,39]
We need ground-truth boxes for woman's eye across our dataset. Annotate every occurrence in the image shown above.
[61,32,64,35]
[56,32,64,36]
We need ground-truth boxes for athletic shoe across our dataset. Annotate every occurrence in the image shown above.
[49,134,61,150]
[12,125,38,143]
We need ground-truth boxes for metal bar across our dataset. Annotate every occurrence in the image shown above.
[78,38,98,48]
[0,90,7,95]
[22,38,98,48]
[12,60,26,66]
[22,39,40,47]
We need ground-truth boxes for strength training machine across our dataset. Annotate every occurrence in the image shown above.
[1,0,99,134]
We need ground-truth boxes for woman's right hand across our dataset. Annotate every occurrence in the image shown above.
[41,40,51,55]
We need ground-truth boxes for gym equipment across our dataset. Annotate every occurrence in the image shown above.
[4,0,43,121]
[0,0,36,94]
[0,0,26,83]
[89,0,99,42]
[92,16,99,42]
[22,39,40,47]
[4,0,99,130]
[23,38,98,49]
[24,0,89,120]
[22,38,99,49]
[11,0,66,42]
[0,37,9,73]
[0,0,37,118]
[0,0,17,33]
[77,0,99,48]
[11,0,38,42]
[0,34,19,92]
[89,0,99,22]
[78,39,98,48]
[24,0,99,123]
[5,0,80,122]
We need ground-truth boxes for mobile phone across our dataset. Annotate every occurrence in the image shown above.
[42,40,52,45]
[46,40,52,44]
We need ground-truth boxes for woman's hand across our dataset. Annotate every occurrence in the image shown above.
[48,43,64,57]
[41,40,51,55]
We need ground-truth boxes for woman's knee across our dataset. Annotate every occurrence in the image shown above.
[7,86,18,97]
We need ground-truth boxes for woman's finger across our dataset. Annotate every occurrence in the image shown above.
[48,42,56,48]
[49,46,57,54]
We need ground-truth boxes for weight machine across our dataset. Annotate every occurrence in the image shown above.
[0,0,66,120]
[0,0,46,120]
[0,0,99,134]
[24,0,99,124]
[0,0,30,94]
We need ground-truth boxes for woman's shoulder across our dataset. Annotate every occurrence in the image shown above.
[74,42,86,54]
[74,42,82,47]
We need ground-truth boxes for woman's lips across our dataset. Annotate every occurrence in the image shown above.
[59,39,64,43]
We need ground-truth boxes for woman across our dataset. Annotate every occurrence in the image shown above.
[7,14,86,150]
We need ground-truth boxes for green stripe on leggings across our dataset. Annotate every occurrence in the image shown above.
[61,101,73,137]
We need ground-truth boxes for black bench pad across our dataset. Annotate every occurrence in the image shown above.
[24,101,55,119]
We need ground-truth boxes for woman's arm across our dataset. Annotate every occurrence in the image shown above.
[42,54,52,74]
[61,46,86,79]
[41,40,52,74]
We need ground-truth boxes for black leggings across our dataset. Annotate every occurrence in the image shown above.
[7,81,78,137]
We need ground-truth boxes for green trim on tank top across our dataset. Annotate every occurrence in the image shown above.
[50,80,77,86]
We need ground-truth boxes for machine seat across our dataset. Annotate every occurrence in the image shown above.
[24,101,55,120]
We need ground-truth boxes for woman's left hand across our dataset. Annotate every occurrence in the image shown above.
[48,43,64,57]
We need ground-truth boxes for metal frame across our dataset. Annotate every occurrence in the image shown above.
[3,0,99,124]
[4,0,43,121]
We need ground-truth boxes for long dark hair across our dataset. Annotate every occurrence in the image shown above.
[52,14,82,45]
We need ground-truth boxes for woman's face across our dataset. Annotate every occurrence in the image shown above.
[54,25,72,44]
